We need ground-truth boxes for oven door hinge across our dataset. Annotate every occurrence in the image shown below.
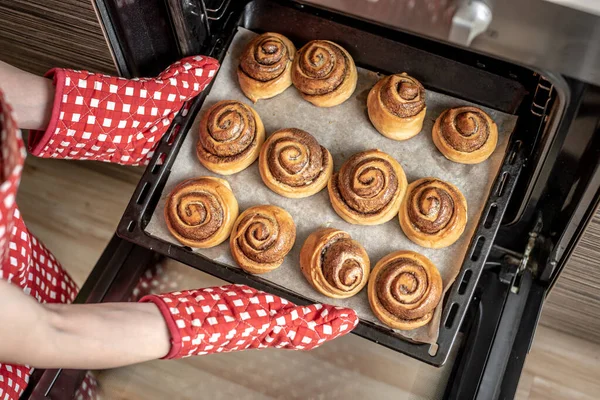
[510,214,547,293]
[495,214,547,293]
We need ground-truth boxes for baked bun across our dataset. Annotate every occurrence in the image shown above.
[367,73,426,140]
[237,32,296,102]
[368,250,442,330]
[399,178,467,249]
[165,177,239,248]
[300,227,370,299]
[291,40,357,107]
[196,100,265,175]
[259,128,333,198]
[432,106,498,164]
[328,149,407,225]
[230,205,296,274]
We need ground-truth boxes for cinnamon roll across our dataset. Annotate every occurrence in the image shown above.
[259,128,333,198]
[291,40,357,107]
[399,178,468,248]
[300,228,370,299]
[328,149,407,225]
[196,100,265,175]
[432,106,498,164]
[368,250,443,330]
[230,205,296,274]
[367,73,426,140]
[238,32,296,102]
[165,177,239,248]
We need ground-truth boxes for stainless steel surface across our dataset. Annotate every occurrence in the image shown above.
[302,0,600,86]
[449,0,493,46]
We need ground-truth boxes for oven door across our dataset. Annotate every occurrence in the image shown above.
[21,237,546,400]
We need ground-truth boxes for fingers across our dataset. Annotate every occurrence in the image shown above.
[262,303,358,351]
[156,55,220,100]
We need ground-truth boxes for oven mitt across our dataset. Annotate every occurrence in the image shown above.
[28,55,219,166]
[140,284,358,359]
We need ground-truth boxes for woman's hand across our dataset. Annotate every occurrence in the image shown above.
[0,280,357,369]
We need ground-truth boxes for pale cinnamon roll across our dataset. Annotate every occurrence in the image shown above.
[328,149,407,225]
[432,106,498,164]
[300,228,370,299]
[291,40,357,107]
[196,100,265,175]
[367,73,426,140]
[238,32,296,102]
[230,205,296,274]
[165,177,239,248]
[399,178,467,249]
[259,128,333,198]
[368,250,442,330]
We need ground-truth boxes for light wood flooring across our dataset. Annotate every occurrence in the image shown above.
[16,155,600,400]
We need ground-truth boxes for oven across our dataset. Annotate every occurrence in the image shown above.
[24,0,600,399]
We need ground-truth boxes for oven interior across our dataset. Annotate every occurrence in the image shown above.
[108,0,569,368]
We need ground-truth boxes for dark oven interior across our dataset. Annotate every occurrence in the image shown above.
[106,0,571,368]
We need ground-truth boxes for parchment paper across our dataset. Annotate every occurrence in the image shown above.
[146,28,518,345]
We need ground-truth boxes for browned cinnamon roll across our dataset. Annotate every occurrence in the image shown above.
[328,149,407,225]
[258,128,333,198]
[291,40,357,107]
[196,100,265,175]
[238,32,296,102]
[399,178,468,248]
[230,205,296,274]
[165,177,239,248]
[300,228,370,299]
[432,106,498,164]
[368,250,443,330]
[367,73,427,140]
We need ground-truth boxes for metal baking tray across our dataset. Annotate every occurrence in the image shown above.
[116,0,545,366]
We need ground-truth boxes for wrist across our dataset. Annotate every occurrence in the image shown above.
[139,294,180,359]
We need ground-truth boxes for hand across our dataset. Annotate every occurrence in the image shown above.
[27,55,219,165]
[142,284,359,359]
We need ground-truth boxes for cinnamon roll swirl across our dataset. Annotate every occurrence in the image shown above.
[368,250,443,330]
[259,128,333,198]
[238,32,296,102]
[196,100,265,175]
[399,178,467,248]
[165,177,239,248]
[230,205,296,274]
[328,149,407,225]
[367,73,427,140]
[291,40,357,107]
[432,106,498,164]
[300,228,370,299]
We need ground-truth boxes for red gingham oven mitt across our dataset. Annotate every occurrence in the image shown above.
[28,55,219,166]
[141,284,358,358]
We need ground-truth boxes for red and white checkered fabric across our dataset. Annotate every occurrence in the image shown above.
[0,90,80,399]
[141,284,358,359]
[28,55,219,166]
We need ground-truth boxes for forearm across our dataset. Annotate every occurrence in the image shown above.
[0,60,54,130]
[0,280,170,369]
[39,302,171,369]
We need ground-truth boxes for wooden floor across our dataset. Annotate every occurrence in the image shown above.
[16,155,600,400]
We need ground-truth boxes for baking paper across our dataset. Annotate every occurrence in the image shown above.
[145,28,518,345]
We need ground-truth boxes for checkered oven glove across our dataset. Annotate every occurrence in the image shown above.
[141,284,359,359]
[28,55,219,166]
